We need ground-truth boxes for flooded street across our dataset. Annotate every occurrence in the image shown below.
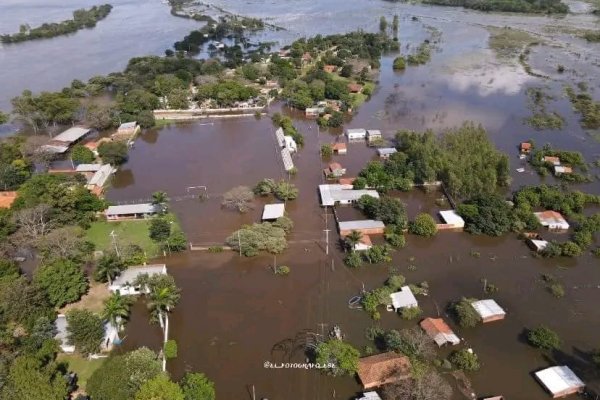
[3,0,600,398]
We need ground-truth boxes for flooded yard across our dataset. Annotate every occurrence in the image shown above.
[2,0,600,398]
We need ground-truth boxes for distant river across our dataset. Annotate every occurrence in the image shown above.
[0,0,199,111]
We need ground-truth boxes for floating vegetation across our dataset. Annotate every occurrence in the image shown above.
[524,87,564,131]
[487,27,538,59]
[565,85,600,130]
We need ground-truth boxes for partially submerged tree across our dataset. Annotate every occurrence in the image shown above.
[315,339,360,376]
[221,186,254,213]
[409,213,438,237]
[449,349,480,371]
[180,372,216,400]
[226,222,288,257]
[382,370,452,400]
[527,325,561,350]
[134,374,184,400]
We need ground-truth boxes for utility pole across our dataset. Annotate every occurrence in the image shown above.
[324,229,330,255]
[109,230,120,257]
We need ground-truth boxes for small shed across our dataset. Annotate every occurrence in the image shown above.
[305,107,320,117]
[367,130,383,143]
[376,148,397,159]
[357,352,411,389]
[325,162,346,178]
[390,286,418,312]
[332,143,347,155]
[527,239,549,252]
[520,142,532,153]
[284,135,298,153]
[554,166,572,176]
[439,210,465,229]
[543,156,561,166]
[535,366,585,398]
[419,317,460,346]
[353,235,373,251]
[109,264,167,295]
[262,203,285,221]
[471,299,506,323]
[534,211,569,231]
[346,128,367,140]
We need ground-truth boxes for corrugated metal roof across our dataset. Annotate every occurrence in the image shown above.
[275,127,285,147]
[118,121,137,130]
[262,203,285,220]
[281,148,294,171]
[53,127,91,143]
[88,164,115,187]
[535,366,584,395]
[471,299,505,319]
[390,286,418,309]
[439,210,465,228]
[105,203,158,216]
[76,164,102,172]
[111,264,166,288]
[339,220,385,231]
[318,184,379,206]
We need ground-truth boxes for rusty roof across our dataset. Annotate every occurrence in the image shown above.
[357,352,411,389]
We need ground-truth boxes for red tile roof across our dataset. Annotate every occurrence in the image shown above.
[357,352,411,389]
[420,317,454,336]
[348,83,363,93]
[332,143,347,151]
[329,162,343,171]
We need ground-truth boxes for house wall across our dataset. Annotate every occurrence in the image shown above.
[340,227,385,236]
[482,314,505,323]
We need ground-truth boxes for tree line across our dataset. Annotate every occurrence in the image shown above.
[1,4,113,44]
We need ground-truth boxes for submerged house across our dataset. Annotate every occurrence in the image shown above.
[390,286,418,312]
[520,142,532,153]
[553,165,573,176]
[105,203,159,221]
[324,162,346,178]
[367,129,383,144]
[438,210,466,230]
[543,156,561,166]
[113,121,140,141]
[419,317,460,347]
[527,239,549,253]
[358,352,411,389]
[471,299,506,323]
[376,148,397,160]
[535,366,585,398]
[332,142,347,155]
[534,211,570,231]
[346,128,367,141]
[109,264,167,295]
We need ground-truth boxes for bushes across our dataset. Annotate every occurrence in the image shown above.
[392,56,406,70]
[449,349,480,371]
[71,144,95,164]
[315,339,360,376]
[400,306,422,320]
[98,141,129,166]
[451,297,480,328]
[226,222,288,257]
[458,194,514,236]
[66,309,105,356]
[253,178,299,201]
[409,213,438,237]
[527,326,561,350]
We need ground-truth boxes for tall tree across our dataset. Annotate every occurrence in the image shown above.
[345,230,363,252]
[151,191,170,213]
[94,252,126,285]
[144,274,181,371]
[103,292,132,332]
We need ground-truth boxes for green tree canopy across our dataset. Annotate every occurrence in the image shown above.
[66,309,105,356]
[458,194,514,236]
[449,349,480,371]
[409,213,438,237]
[135,374,184,400]
[34,259,88,308]
[71,144,95,164]
[315,339,360,376]
[2,356,68,400]
[527,326,561,350]
[181,372,216,400]
[98,141,129,166]
[87,347,162,400]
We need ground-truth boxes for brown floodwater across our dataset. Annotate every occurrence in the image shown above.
[4,0,600,398]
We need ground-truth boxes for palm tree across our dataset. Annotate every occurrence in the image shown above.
[94,253,125,285]
[145,274,181,371]
[151,191,169,214]
[103,292,132,332]
[345,230,363,252]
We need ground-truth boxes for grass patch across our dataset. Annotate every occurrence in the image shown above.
[488,27,537,58]
[86,214,182,257]
[154,118,179,129]
[582,30,600,43]
[87,219,159,256]
[57,354,106,390]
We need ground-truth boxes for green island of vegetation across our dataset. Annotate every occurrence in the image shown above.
[524,87,565,131]
[566,84,600,130]
[419,0,568,13]
[1,4,113,44]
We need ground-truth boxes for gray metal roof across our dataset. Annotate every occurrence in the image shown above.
[281,148,294,171]
[105,203,158,216]
[275,127,285,147]
[318,184,379,206]
[76,164,103,172]
[118,121,137,130]
[390,286,418,309]
[88,164,115,187]
[377,148,397,156]
[53,127,91,143]
[111,264,167,288]
[338,220,385,231]
[262,203,285,220]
